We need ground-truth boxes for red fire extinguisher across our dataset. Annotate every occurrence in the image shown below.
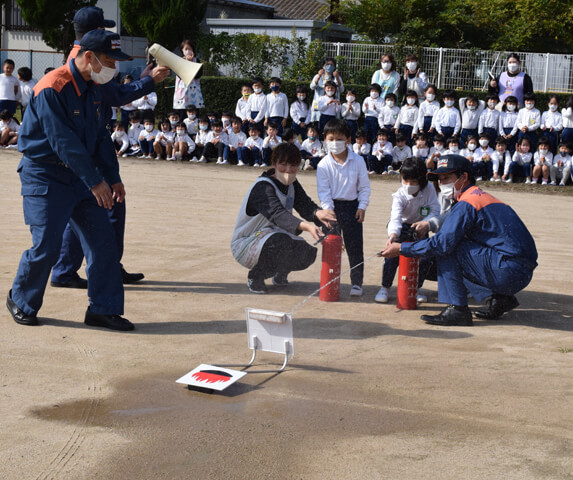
[319,230,342,302]
[396,247,419,310]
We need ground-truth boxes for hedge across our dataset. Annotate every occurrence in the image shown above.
[153,75,572,126]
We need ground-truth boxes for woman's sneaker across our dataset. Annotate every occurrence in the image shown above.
[247,277,267,294]
[375,287,389,303]
[272,272,289,287]
[350,285,363,297]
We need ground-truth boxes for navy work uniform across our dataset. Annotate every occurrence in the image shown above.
[11,58,124,317]
[50,42,155,285]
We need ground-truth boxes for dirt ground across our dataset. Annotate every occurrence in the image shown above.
[1,150,572,480]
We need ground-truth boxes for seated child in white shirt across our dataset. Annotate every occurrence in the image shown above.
[111,121,129,156]
[427,133,446,170]
[239,124,264,166]
[153,118,175,160]
[301,124,325,170]
[261,122,282,166]
[390,133,412,173]
[0,108,19,146]
[552,142,572,186]
[138,117,159,158]
[224,117,248,165]
[490,136,511,182]
[531,136,553,185]
[352,130,371,169]
[369,128,393,175]
[174,123,196,161]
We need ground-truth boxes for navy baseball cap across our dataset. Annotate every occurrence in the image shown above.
[427,154,472,180]
[73,7,115,33]
[80,30,132,61]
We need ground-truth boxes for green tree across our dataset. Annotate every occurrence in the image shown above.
[16,0,96,54]
[119,0,208,51]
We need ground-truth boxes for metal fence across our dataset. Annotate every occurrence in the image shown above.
[324,42,573,94]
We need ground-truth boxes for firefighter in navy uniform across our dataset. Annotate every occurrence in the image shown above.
[6,30,135,331]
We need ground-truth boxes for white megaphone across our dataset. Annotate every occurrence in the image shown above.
[148,43,202,87]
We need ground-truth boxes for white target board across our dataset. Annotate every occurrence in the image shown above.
[176,364,247,391]
[246,308,294,358]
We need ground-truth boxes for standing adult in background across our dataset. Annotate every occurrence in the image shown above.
[398,54,429,102]
[7,30,135,331]
[488,53,533,109]
[172,40,204,113]
[371,53,401,101]
[310,57,344,123]
[50,6,169,289]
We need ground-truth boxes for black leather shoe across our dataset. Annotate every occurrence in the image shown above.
[84,309,134,331]
[474,294,519,320]
[122,268,145,284]
[6,290,38,326]
[50,275,88,289]
[421,305,473,326]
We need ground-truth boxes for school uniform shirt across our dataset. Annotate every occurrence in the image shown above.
[561,107,573,129]
[444,147,460,155]
[392,145,412,164]
[412,145,429,159]
[387,184,440,237]
[0,74,19,101]
[235,97,250,122]
[512,107,541,135]
[491,150,511,173]
[194,129,210,146]
[511,151,533,166]
[244,136,264,151]
[372,140,393,158]
[206,130,229,146]
[414,100,440,133]
[478,107,501,133]
[290,100,311,125]
[318,95,341,116]
[301,138,325,157]
[533,150,553,166]
[183,118,198,136]
[432,106,461,135]
[133,92,157,111]
[0,118,20,133]
[127,123,144,146]
[138,128,158,141]
[401,72,429,100]
[473,146,494,162]
[499,110,518,135]
[247,92,267,123]
[378,104,400,128]
[228,130,247,149]
[316,148,371,211]
[156,130,175,146]
[362,96,384,118]
[266,92,289,119]
[394,105,419,128]
[111,130,129,153]
[19,79,36,108]
[341,101,361,121]
[353,142,371,155]
[460,147,477,162]
[262,135,282,150]
[459,98,485,129]
[175,132,195,149]
[553,153,572,170]
[541,110,563,132]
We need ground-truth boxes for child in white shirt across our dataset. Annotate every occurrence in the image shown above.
[318,81,342,134]
[362,83,384,144]
[265,77,288,136]
[174,123,196,161]
[111,122,129,156]
[427,134,446,170]
[154,119,175,160]
[0,109,19,146]
[531,137,553,185]
[499,95,519,154]
[262,122,282,166]
[201,120,229,164]
[317,119,371,296]
[341,88,361,140]
[247,77,267,134]
[432,90,461,140]
[540,95,562,153]
[353,130,371,169]
[412,133,430,161]
[290,85,311,141]
[235,83,253,134]
[133,92,157,117]
[183,105,199,138]
[504,136,533,183]
[478,95,500,145]
[225,117,248,165]
[444,136,461,156]
[472,133,495,181]
[490,137,511,181]
[369,128,393,174]
[239,124,264,166]
[0,59,19,114]
[16,66,34,115]
[415,84,440,137]
[378,92,400,144]
[390,133,412,172]
[560,96,573,146]
[301,125,325,170]
[375,156,440,304]
[552,142,572,186]
[221,112,233,135]
[511,93,541,151]
[193,116,210,161]
[460,135,479,163]
[459,95,485,147]
[138,118,159,158]
[125,111,144,157]
[394,90,419,145]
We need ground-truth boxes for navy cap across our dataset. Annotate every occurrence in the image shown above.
[80,30,132,61]
[427,154,472,180]
[73,7,115,33]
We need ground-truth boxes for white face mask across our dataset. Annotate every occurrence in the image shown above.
[467,143,477,151]
[251,134,259,140]
[479,139,489,147]
[381,62,391,71]
[467,105,476,111]
[426,93,435,102]
[549,104,558,112]
[183,48,193,58]
[370,92,379,99]
[506,104,516,112]
[222,118,230,126]
[90,55,116,84]
[187,113,196,119]
[525,102,535,110]
[176,129,185,136]
[327,140,347,154]
[445,100,454,107]
[406,62,417,71]
[131,122,140,128]
[145,124,153,132]
[539,148,548,156]
[274,170,297,185]
[407,97,416,105]
[488,101,496,109]
[253,87,262,94]
[297,94,306,101]
[449,145,459,153]
[440,176,463,201]
[435,144,444,152]
[417,147,428,156]
[346,96,355,103]
[326,90,335,97]
[401,183,420,197]
[385,100,395,108]
[507,62,519,73]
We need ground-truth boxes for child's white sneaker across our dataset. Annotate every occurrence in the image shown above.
[416,293,427,304]
[122,154,128,158]
[216,157,224,164]
[237,160,245,166]
[166,156,174,161]
[198,156,207,163]
[375,287,389,303]
[542,180,548,185]
[549,181,556,185]
[189,156,198,163]
[174,152,182,161]
[525,178,532,184]
[261,163,269,167]
[220,159,228,165]
[303,159,312,171]
[350,285,363,297]
[476,176,483,181]
[504,176,512,183]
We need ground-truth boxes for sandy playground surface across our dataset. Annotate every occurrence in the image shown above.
[0,150,572,480]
